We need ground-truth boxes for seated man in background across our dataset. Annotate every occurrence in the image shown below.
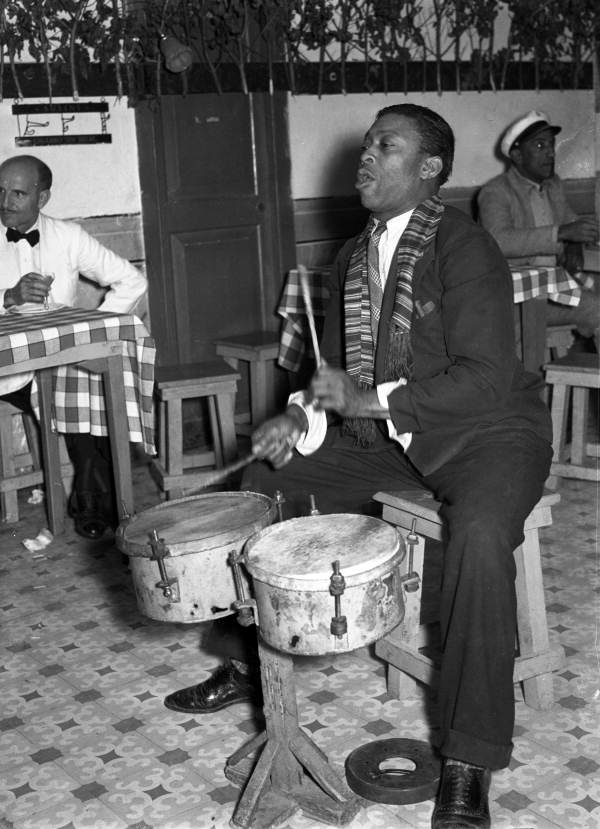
[477,110,599,349]
[0,154,147,539]
[165,104,553,829]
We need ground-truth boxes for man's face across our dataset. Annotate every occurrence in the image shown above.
[355,113,438,220]
[0,161,48,232]
[511,128,556,184]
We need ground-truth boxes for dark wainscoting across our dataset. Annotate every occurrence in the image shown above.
[293,178,596,268]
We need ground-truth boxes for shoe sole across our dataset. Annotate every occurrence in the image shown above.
[163,695,259,714]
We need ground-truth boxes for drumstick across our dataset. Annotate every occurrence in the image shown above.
[298,264,322,368]
[186,451,257,492]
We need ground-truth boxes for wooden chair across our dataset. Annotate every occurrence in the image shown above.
[214,331,279,436]
[150,359,240,499]
[373,490,565,711]
[0,401,73,524]
[544,352,600,489]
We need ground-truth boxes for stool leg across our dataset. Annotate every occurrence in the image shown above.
[570,387,588,466]
[207,396,223,467]
[513,530,554,710]
[546,380,569,490]
[0,410,18,523]
[165,398,184,500]
[385,533,426,700]
[214,392,238,465]
[249,361,269,427]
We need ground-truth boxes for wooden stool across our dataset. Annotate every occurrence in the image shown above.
[151,359,240,499]
[544,352,600,489]
[372,490,565,711]
[214,330,279,435]
[0,402,72,524]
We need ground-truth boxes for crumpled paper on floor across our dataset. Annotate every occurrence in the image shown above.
[27,488,45,505]
[23,528,53,552]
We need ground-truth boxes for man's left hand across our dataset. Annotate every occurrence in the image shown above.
[310,364,369,417]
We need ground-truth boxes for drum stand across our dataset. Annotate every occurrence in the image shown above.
[226,634,362,828]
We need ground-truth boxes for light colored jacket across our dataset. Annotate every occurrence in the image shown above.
[0,212,147,394]
[477,166,577,267]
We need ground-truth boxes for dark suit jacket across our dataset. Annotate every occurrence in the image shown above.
[320,204,552,475]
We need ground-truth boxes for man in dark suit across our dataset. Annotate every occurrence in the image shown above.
[166,104,552,829]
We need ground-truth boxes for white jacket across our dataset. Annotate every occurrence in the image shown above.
[0,212,147,394]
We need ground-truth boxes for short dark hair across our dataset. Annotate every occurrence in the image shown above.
[375,104,454,186]
[1,155,53,191]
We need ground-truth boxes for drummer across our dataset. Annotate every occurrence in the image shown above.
[165,104,552,829]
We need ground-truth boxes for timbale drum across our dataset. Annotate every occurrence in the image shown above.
[116,491,275,623]
[244,513,406,655]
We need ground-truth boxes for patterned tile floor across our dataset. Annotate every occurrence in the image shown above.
[1,454,598,829]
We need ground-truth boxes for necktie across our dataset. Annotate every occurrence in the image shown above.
[6,227,40,247]
[367,219,386,346]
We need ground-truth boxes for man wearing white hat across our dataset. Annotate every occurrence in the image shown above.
[478,110,599,346]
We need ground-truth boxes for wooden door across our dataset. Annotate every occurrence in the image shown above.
[135,92,296,367]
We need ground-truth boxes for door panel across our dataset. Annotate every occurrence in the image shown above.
[136,92,296,367]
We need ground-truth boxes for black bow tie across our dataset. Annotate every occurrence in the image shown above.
[6,227,40,247]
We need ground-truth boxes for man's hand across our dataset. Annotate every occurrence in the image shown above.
[309,364,386,418]
[3,272,52,308]
[251,406,308,469]
[557,216,598,245]
[558,242,584,276]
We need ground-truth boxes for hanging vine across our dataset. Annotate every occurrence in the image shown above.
[0,0,596,102]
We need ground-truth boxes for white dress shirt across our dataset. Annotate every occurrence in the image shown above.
[0,212,147,395]
[292,210,415,455]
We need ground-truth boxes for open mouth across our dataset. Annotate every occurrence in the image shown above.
[356,169,375,188]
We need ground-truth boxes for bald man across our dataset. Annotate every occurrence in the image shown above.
[0,154,147,538]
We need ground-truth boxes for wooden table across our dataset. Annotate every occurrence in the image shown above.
[0,307,156,534]
[278,265,581,375]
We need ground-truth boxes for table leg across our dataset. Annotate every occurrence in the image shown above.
[520,297,548,375]
[102,354,134,521]
[37,368,65,534]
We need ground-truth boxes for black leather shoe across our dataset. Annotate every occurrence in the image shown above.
[68,491,108,540]
[432,760,491,828]
[164,662,262,714]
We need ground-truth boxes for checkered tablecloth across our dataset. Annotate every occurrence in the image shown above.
[277,265,580,372]
[511,265,580,306]
[0,306,156,454]
[277,268,331,372]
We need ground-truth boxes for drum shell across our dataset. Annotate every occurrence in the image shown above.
[245,515,405,655]
[116,491,275,623]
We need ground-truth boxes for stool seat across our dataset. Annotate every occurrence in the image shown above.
[215,330,279,435]
[544,352,600,489]
[372,490,565,711]
[151,359,240,499]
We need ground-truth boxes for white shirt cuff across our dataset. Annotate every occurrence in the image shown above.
[377,380,412,450]
[288,390,327,455]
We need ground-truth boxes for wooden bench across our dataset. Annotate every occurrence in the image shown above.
[151,360,240,499]
[373,490,565,711]
[544,352,600,488]
[214,331,279,436]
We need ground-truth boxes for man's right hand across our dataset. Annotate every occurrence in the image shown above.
[251,406,308,469]
[557,216,599,245]
[3,272,52,308]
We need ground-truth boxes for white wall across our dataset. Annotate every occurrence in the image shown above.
[288,90,595,199]
[0,96,141,219]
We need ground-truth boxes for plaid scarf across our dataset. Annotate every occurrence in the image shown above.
[342,196,445,445]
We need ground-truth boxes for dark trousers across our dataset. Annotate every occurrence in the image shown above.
[222,422,551,771]
[0,382,114,507]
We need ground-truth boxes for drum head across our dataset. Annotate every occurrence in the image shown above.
[245,514,401,584]
[117,491,274,558]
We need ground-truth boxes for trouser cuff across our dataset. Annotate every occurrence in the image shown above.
[439,728,512,771]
